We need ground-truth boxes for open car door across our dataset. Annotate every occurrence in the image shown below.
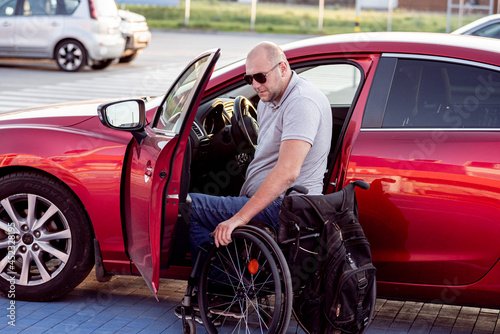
[122,49,220,299]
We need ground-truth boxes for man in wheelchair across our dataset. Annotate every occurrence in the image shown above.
[175,41,332,329]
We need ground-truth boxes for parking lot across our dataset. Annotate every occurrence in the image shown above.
[1,30,500,333]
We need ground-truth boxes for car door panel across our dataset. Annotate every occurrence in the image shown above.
[124,49,220,298]
[349,55,500,286]
[15,0,63,57]
[348,131,500,285]
[0,0,17,54]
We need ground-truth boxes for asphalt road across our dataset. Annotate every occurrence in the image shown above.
[0,30,309,113]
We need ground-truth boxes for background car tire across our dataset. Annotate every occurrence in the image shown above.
[119,51,138,63]
[54,40,87,72]
[0,172,94,301]
[91,59,113,70]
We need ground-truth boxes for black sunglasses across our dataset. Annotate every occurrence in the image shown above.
[244,62,281,85]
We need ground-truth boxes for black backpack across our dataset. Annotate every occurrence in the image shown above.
[278,180,376,334]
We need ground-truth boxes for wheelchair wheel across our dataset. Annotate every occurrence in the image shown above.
[198,229,291,333]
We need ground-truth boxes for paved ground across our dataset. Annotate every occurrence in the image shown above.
[1,269,500,333]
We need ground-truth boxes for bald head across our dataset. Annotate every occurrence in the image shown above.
[247,41,287,66]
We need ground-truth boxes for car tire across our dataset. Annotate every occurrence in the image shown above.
[91,59,113,70]
[119,51,138,63]
[0,172,94,301]
[54,40,87,72]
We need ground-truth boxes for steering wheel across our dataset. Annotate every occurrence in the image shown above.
[232,96,258,151]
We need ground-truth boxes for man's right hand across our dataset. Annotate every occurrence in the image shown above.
[213,216,247,247]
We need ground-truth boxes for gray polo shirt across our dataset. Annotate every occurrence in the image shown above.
[240,71,332,197]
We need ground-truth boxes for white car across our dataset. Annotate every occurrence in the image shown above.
[452,13,500,39]
[0,0,125,72]
[118,9,151,63]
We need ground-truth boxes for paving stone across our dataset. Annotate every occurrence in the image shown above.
[368,315,394,331]
[495,318,500,334]
[1,270,499,333]
[473,313,498,333]
[430,316,456,334]
[420,303,444,316]
[409,313,439,333]
[378,300,405,317]
[401,301,425,313]
[439,305,462,318]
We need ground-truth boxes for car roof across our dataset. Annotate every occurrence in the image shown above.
[451,14,500,35]
[208,32,500,91]
[281,32,500,65]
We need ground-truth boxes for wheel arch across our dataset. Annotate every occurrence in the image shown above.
[0,167,99,301]
[0,165,95,239]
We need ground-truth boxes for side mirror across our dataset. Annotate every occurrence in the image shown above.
[98,99,146,131]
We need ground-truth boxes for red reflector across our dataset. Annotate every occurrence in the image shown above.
[248,259,259,275]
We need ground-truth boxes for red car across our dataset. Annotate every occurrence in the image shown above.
[1,32,499,309]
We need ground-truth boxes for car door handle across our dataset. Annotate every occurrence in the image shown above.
[2,21,12,27]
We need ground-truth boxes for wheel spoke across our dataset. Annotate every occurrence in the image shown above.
[0,239,11,249]
[228,241,243,284]
[58,47,67,57]
[32,203,59,231]
[0,254,10,273]
[245,295,271,331]
[38,242,69,263]
[215,252,240,290]
[39,229,71,242]
[0,218,17,234]
[32,253,51,282]
[1,198,22,230]
[252,272,274,298]
[26,194,37,229]
[19,250,33,285]
[200,233,287,333]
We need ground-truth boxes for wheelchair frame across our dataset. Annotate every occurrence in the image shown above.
[180,224,294,334]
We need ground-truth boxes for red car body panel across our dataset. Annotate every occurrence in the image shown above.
[348,131,500,283]
[0,100,163,276]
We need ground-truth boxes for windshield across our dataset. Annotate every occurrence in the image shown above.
[155,56,210,133]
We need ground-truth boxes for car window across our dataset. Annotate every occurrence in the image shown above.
[155,56,210,133]
[94,0,117,17]
[0,0,16,16]
[470,22,500,39]
[20,0,82,15]
[62,0,79,14]
[382,59,500,129]
[20,0,57,15]
[297,64,361,106]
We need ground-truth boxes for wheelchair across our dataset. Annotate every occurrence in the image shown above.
[179,224,294,334]
[178,181,373,333]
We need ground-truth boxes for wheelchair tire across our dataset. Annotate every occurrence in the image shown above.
[198,229,291,333]
[236,224,293,333]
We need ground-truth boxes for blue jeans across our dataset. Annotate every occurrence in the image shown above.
[188,193,282,261]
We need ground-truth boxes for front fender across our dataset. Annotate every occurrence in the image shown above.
[0,124,132,272]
